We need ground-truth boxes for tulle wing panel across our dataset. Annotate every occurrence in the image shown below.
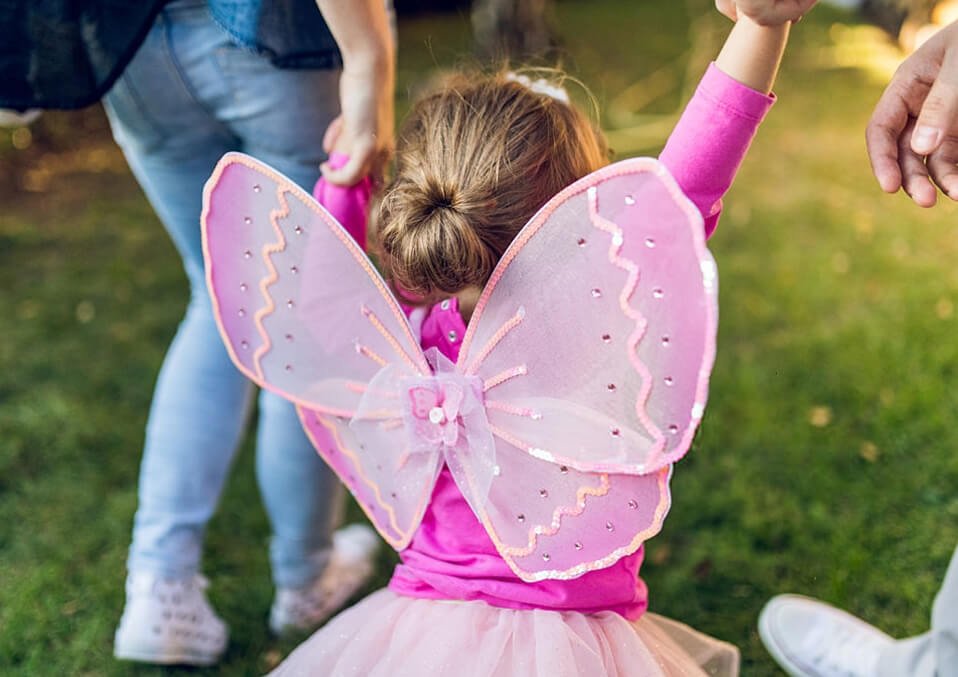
[299,408,440,550]
[203,153,436,548]
[445,438,672,582]
[459,158,717,475]
[202,152,430,417]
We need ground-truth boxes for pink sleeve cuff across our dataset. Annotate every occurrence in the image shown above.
[697,62,776,122]
[659,63,775,238]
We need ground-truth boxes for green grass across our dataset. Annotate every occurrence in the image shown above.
[2,1,957,675]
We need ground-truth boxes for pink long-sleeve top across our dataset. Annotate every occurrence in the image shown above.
[321,64,774,620]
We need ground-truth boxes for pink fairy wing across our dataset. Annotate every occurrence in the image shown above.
[298,408,441,549]
[202,152,431,412]
[451,158,714,579]
[202,152,436,549]
[445,443,672,581]
[459,157,716,476]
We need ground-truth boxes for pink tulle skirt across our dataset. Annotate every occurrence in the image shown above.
[267,589,739,677]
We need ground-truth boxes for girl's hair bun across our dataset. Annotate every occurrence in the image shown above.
[422,178,458,213]
[376,69,609,304]
[379,171,498,303]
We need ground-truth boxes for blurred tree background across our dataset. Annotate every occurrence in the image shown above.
[2,1,958,675]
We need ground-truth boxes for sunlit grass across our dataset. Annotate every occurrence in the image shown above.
[2,2,957,675]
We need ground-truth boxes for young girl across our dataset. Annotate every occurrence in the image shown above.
[202,11,788,677]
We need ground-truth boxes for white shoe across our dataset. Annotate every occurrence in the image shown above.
[759,594,894,677]
[269,524,380,635]
[0,109,41,127]
[114,572,228,666]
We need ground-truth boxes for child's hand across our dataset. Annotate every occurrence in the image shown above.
[715,0,817,25]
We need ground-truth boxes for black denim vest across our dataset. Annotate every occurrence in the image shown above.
[0,0,340,110]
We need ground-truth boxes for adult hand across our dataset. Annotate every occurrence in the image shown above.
[321,58,395,186]
[715,0,818,25]
[866,22,958,207]
[316,0,395,186]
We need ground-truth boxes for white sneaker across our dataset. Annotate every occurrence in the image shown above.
[269,524,380,635]
[759,594,894,677]
[114,572,228,666]
[0,109,41,127]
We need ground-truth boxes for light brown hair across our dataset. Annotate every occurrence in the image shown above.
[377,69,609,304]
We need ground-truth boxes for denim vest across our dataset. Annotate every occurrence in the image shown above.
[207,0,340,69]
[0,0,340,110]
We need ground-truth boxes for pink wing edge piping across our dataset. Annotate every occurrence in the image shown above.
[459,157,716,473]
[200,151,431,415]
[299,407,430,550]
[477,465,673,582]
[201,154,704,576]
[453,157,712,580]
[201,152,433,550]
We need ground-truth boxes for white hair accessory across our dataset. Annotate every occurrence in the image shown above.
[505,72,570,104]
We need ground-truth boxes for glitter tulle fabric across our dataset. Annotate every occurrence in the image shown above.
[266,589,739,677]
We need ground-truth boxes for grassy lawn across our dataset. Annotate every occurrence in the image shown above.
[2,1,957,675]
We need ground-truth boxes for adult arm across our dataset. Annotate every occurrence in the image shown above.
[866,21,958,207]
[315,0,395,186]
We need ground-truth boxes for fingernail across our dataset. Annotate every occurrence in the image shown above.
[913,126,941,153]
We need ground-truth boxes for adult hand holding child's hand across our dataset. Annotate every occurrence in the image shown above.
[867,21,958,207]
[714,0,818,25]
[316,0,395,187]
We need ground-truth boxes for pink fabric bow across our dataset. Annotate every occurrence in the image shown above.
[394,349,488,460]
[350,348,499,506]
[408,382,464,447]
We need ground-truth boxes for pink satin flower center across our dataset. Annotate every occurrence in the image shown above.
[408,383,465,447]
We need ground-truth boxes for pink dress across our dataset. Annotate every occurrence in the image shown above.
[268,64,774,677]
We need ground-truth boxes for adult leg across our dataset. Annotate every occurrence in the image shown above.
[104,0,247,590]
[878,543,958,677]
[106,1,253,663]
[209,41,348,592]
[760,544,958,677]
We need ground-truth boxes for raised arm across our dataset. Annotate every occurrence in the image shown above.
[715,15,789,95]
[659,15,787,236]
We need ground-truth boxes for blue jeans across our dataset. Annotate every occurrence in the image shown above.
[103,0,344,588]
